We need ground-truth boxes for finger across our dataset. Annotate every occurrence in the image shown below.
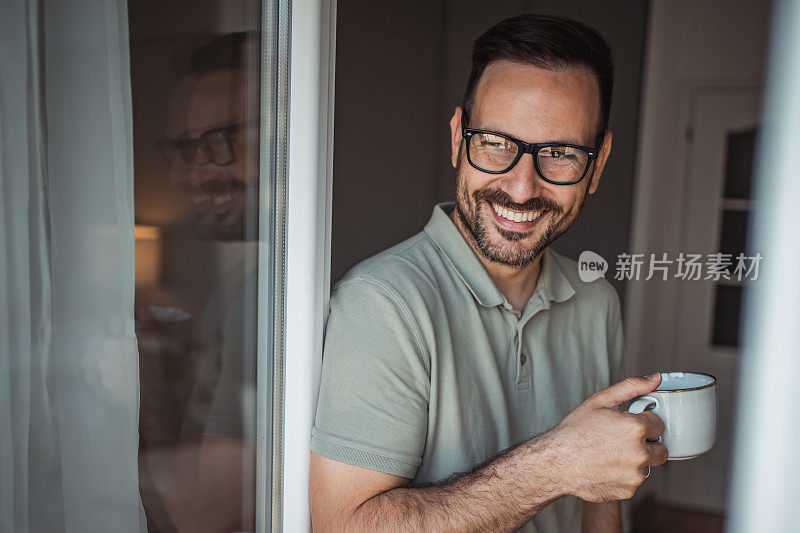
[635,411,665,440]
[587,374,661,408]
[645,441,669,466]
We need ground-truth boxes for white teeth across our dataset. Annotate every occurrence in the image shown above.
[491,203,546,223]
[192,194,209,205]
[212,193,239,205]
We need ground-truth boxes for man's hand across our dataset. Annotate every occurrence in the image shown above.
[308,375,667,531]
[551,374,669,503]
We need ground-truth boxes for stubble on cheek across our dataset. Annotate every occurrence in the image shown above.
[453,148,480,246]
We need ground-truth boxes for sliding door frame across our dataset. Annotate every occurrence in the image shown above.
[258,0,336,530]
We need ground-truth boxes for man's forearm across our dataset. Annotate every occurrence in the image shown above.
[346,433,565,532]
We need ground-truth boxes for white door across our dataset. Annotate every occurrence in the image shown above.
[663,89,761,511]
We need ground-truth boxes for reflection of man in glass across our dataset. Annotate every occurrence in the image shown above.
[164,34,260,242]
[139,32,261,533]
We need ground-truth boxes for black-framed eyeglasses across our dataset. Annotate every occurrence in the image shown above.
[156,119,259,167]
[461,127,602,185]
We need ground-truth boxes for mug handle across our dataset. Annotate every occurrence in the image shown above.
[628,395,662,443]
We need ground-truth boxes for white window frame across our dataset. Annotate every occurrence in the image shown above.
[273,0,336,530]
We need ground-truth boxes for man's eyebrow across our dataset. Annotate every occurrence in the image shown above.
[473,125,587,147]
[542,138,589,146]
[175,118,243,139]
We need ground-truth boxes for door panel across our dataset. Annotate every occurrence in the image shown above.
[665,89,761,511]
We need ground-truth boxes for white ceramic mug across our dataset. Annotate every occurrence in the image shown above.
[627,372,718,460]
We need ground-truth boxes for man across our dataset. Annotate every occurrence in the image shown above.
[309,15,668,532]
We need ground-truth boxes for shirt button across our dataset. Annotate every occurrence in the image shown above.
[520,353,527,365]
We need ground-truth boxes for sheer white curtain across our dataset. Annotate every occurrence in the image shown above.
[0,0,144,531]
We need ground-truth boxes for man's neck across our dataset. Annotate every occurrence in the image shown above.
[450,208,542,312]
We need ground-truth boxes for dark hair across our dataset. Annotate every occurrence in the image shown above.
[463,14,614,144]
[189,31,260,75]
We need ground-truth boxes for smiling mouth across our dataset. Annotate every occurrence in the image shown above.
[490,202,547,223]
[191,192,243,206]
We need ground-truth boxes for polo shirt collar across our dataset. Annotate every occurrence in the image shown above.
[534,243,576,307]
[424,203,575,309]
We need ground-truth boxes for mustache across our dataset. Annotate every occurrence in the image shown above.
[473,188,562,214]
[181,178,248,195]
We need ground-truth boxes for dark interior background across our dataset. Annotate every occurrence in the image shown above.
[331,0,650,306]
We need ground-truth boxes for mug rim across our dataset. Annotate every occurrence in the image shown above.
[654,371,717,393]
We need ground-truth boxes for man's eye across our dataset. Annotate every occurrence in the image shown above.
[483,141,506,149]
[481,138,512,150]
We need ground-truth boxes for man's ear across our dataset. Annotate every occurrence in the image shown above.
[587,130,613,195]
[449,107,464,168]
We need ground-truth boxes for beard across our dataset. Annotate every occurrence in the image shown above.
[453,149,589,267]
[185,179,259,242]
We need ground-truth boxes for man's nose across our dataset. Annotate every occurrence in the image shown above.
[187,162,223,189]
[501,153,545,202]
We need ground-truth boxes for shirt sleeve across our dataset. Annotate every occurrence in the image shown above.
[310,276,430,479]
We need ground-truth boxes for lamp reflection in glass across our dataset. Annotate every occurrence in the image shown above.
[133,223,194,451]
[135,224,162,289]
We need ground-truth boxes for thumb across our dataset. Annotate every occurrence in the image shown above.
[588,374,661,408]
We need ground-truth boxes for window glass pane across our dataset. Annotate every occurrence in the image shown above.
[722,127,757,199]
[712,284,743,347]
[718,209,750,269]
[129,2,272,531]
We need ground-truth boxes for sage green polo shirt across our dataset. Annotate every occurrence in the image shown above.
[311,203,624,532]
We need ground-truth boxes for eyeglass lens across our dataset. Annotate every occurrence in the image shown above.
[468,131,590,182]
[174,129,235,166]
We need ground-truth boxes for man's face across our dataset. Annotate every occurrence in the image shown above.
[168,70,259,241]
[449,60,612,267]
